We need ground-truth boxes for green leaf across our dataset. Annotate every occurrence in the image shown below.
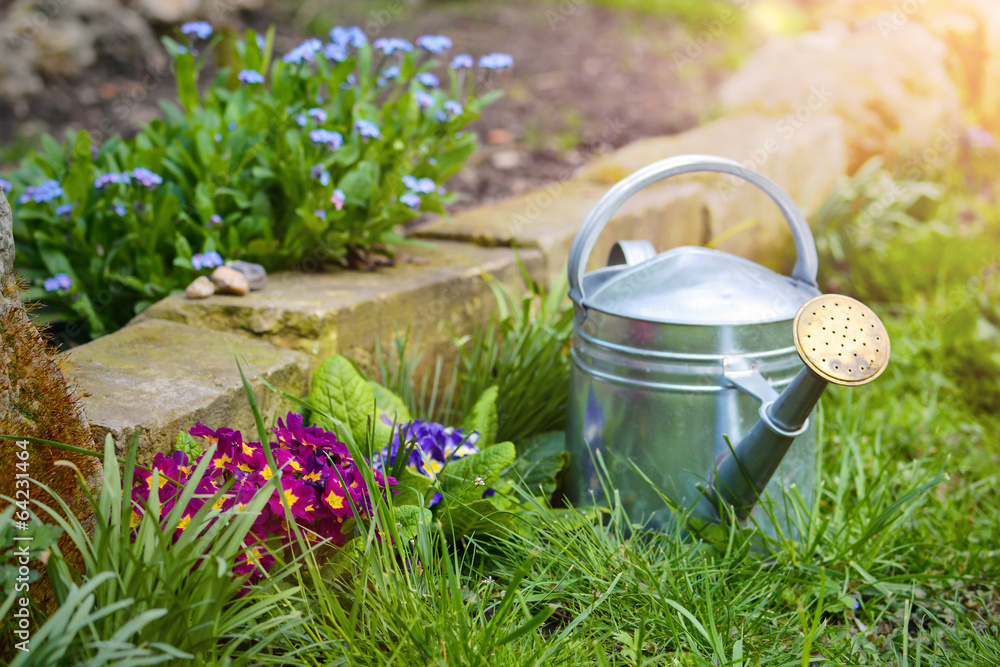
[337,160,380,203]
[439,441,515,501]
[391,467,433,508]
[307,355,377,449]
[512,431,569,500]
[437,496,515,539]
[174,430,203,460]
[464,385,499,448]
[175,51,199,111]
[369,381,411,424]
[392,504,432,541]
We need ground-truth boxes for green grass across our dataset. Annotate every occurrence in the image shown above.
[7,157,1000,663]
[251,159,1000,665]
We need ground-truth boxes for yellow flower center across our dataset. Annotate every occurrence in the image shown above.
[177,515,191,532]
[325,490,345,510]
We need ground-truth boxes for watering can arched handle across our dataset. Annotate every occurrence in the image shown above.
[567,155,819,303]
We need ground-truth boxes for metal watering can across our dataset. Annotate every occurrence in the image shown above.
[565,155,890,535]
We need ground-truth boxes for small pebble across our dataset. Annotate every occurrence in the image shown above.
[185,275,215,299]
[225,260,267,291]
[211,266,250,295]
[490,149,522,170]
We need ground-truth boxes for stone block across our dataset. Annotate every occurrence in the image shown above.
[813,0,1000,140]
[580,114,848,272]
[413,179,708,282]
[716,21,961,173]
[63,319,310,462]
[135,241,545,381]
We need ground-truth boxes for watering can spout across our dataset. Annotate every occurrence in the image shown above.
[702,294,891,523]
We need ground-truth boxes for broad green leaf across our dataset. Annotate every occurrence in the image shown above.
[439,441,515,502]
[464,385,498,448]
[512,431,569,500]
[369,381,411,424]
[391,467,433,508]
[174,431,202,460]
[175,51,199,111]
[392,504,432,541]
[437,496,515,540]
[307,355,377,449]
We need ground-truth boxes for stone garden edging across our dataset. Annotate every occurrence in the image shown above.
[62,12,971,458]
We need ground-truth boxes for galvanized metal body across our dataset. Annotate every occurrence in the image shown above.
[565,155,823,535]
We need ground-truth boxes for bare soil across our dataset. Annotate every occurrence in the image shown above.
[0,0,730,209]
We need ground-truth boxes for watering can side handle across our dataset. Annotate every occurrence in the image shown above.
[567,155,819,303]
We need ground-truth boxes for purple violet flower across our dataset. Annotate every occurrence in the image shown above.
[374,420,482,506]
[382,65,401,80]
[324,42,347,62]
[112,204,127,216]
[416,35,452,53]
[56,204,72,218]
[309,129,343,150]
[414,90,433,108]
[94,172,129,189]
[443,99,463,116]
[283,38,323,64]
[19,180,64,204]
[330,26,366,49]
[400,192,421,208]
[307,107,328,123]
[450,54,473,69]
[181,21,213,40]
[191,251,224,270]
[331,189,345,211]
[354,119,381,140]
[314,209,326,220]
[131,167,163,188]
[238,69,265,85]
[416,72,439,87]
[43,273,72,292]
[373,38,413,55]
[478,52,514,70]
[0,178,11,193]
